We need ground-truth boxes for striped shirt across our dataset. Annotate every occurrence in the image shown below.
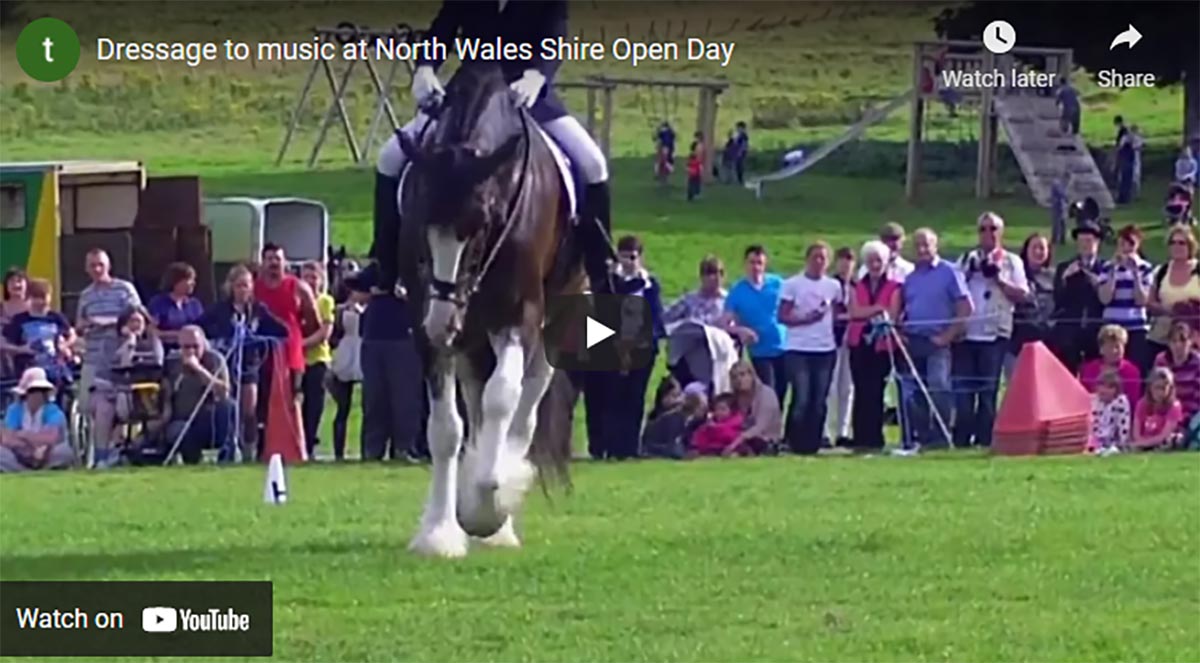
[1097,257,1154,331]
[1156,349,1200,421]
[77,278,142,367]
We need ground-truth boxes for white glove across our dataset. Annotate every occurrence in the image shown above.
[411,65,444,106]
[509,69,546,108]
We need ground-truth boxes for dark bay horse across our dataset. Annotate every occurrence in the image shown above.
[397,61,579,558]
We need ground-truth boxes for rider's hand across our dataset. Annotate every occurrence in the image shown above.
[509,69,546,108]
[411,65,444,106]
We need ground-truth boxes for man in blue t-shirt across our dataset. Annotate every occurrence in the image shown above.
[723,245,788,406]
[898,229,972,453]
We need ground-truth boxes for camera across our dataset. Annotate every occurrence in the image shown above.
[966,251,1000,280]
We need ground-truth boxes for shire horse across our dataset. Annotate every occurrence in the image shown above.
[397,62,579,558]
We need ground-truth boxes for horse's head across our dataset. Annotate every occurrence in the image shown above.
[399,61,526,348]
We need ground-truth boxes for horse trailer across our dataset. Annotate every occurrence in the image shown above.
[0,161,214,318]
[203,197,330,285]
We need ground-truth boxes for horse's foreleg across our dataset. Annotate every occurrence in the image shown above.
[409,355,469,558]
[458,328,525,538]
[475,338,555,549]
[505,336,554,478]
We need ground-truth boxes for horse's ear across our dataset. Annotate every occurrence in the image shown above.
[398,132,424,165]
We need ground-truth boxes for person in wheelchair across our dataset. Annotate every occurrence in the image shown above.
[89,305,164,462]
[1,367,74,472]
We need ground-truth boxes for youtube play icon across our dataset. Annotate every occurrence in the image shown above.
[544,294,654,372]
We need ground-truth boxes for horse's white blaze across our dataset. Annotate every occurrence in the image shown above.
[425,227,466,345]
[409,356,469,558]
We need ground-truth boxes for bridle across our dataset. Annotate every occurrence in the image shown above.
[415,95,533,313]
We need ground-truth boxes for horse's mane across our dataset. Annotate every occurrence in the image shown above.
[435,61,522,158]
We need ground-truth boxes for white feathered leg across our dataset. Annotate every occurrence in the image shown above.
[458,329,525,537]
[472,340,554,549]
[409,356,469,558]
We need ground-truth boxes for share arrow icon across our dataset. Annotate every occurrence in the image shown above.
[1109,24,1142,50]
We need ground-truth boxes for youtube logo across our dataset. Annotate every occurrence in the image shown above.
[544,294,654,372]
[141,606,177,633]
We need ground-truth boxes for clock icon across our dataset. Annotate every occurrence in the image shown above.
[983,20,1016,54]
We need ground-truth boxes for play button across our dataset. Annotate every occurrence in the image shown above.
[586,316,615,349]
[544,294,655,372]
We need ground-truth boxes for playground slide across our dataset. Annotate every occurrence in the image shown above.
[746,88,914,198]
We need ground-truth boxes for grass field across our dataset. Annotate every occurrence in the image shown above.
[2,2,1199,661]
[2,454,1198,661]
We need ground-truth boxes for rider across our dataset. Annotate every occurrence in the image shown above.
[373,0,615,294]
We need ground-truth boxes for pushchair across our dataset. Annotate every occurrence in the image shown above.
[1165,183,1195,226]
[1069,196,1113,241]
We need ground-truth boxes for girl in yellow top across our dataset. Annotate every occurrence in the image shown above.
[301,261,336,459]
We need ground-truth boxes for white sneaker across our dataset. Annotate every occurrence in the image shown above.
[1098,446,1122,457]
[890,446,920,457]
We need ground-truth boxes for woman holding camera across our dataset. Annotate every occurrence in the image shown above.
[1097,225,1156,375]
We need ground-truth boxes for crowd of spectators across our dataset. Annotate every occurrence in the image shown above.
[0,243,427,472]
[602,217,1200,461]
[2,210,1198,473]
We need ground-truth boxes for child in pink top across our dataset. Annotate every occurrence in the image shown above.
[689,394,745,457]
[1079,324,1142,405]
[1155,321,1200,422]
[1133,367,1185,450]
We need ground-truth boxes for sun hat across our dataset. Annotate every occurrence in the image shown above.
[11,367,56,395]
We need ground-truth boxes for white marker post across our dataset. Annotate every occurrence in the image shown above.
[263,454,288,505]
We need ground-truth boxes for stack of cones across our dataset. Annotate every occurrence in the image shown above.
[993,342,1091,456]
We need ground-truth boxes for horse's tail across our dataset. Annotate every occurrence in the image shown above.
[530,368,575,493]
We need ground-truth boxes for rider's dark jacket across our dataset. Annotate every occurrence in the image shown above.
[415,0,568,122]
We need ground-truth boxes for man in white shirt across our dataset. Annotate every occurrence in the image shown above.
[953,212,1028,447]
[778,242,843,455]
[858,222,915,283]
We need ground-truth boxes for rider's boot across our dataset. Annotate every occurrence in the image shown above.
[581,181,615,294]
[371,172,402,292]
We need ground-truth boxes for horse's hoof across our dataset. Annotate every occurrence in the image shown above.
[476,518,521,549]
[457,494,506,539]
[408,522,469,558]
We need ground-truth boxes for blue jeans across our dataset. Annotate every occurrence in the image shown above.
[897,335,952,450]
[750,355,789,414]
[952,340,1006,447]
[784,350,836,455]
[165,399,235,465]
